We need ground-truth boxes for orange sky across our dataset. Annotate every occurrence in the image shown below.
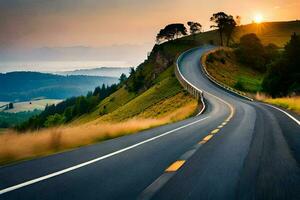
[0,0,299,49]
[0,0,299,70]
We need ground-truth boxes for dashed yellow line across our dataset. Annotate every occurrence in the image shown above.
[203,134,213,141]
[165,160,185,172]
[211,129,219,134]
[199,140,207,144]
[222,122,227,125]
[218,125,223,128]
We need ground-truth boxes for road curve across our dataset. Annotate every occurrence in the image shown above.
[0,46,299,200]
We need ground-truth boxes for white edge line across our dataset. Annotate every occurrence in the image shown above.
[0,116,209,195]
[264,103,300,126]
[198,47,298,126]
[201,47,254,102]
[175,47,206,116]
[176,46,234,117]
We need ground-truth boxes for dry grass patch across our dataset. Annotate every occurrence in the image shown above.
[261,96,300,115]
[0,101,197,165]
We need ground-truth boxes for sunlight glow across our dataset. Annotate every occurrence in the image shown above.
[254,13,263,23]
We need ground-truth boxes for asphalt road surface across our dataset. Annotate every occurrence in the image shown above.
[0,46,299,200]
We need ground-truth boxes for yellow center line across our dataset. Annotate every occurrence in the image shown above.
[165,160,185,172]
[218,125,223,128]
[211,129,219,134]
[203,134,213,141]
[199,140,207,144]
[222,122,227,125]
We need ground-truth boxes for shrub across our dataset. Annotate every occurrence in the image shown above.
[234,80,244,90]
[262,33,300,97]
[207,54,215,63]
[235,33,267,72]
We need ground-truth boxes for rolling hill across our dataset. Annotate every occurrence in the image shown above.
[0,72,118,101]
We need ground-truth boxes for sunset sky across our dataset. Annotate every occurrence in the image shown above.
[0,0,299,71]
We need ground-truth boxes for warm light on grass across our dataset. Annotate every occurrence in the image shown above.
[256,93,300,114]
[0,101,197,165]
[263,96,300,114]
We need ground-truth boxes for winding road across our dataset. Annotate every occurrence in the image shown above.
[0,46,299,200]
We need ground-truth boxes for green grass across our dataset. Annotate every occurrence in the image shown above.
[88,66,184,122]
[100,73,182,122]
[74,65,187,124]
[73,88,137,124]
[206,49,264,93]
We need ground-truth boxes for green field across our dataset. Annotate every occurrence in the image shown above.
[2,99,62,113]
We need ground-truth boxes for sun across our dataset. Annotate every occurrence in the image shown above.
[254,13,263,24]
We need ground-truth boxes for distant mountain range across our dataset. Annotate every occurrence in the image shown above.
[0,71,118,101]
[57,67,130,77]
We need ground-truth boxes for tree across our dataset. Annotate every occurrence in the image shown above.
[93,86,101,96]
[44,114,65,127]
[210,12,236,46]
[8,102,14,109]
[156,23,187,43]
[119,73,127,84]
[187,21,202,36]
[224,16,237,46]
[235,33,267,72]
[210,12,228,46]
[262,33,300,97]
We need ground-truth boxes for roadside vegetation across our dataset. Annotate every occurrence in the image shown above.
[0,101,197,165]
[205,31,299,113]
[256,94,300,114]
[0,110,41,129]
[206,49,264,93]
[2,12,300,164]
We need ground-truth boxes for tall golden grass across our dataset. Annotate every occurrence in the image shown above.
[256,93,300,114]
[264,96,300,114]
[0,102,197,165]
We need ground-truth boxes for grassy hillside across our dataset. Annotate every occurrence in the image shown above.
[204,47,300,115]
[205,49,264,93]
[74,66,190,124]
[183,21,300,47]
[234,21,300,47]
